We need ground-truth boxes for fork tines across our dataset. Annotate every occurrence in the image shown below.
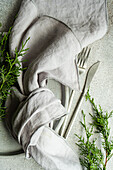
[77,47,91,69]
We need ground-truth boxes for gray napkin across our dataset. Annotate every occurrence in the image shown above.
[6,0,107,169]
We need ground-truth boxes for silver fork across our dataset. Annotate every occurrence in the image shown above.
[55,47,91,135]
[77,47,91,74]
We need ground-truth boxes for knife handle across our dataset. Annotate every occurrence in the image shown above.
[63,91,85,139]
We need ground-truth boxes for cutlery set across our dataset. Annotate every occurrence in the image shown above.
[55,47,100,138]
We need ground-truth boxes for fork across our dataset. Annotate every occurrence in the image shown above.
[55,47,91,135]
[77,47,91,74]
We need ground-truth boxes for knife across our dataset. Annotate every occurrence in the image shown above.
[63,61,100,139]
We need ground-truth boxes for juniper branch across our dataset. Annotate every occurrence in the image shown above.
[75,90,113,170]
[0,25,30,118]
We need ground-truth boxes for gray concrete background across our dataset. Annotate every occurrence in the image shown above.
[0,0,113,169]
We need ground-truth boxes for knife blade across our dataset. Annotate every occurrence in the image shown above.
[83,61,100,91]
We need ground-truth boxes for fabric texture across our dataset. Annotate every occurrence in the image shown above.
[6,0,107,169]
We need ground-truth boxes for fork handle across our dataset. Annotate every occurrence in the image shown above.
[78,67,85,73]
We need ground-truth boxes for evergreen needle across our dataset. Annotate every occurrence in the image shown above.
[0,25,30,118]
[75,89,113,170]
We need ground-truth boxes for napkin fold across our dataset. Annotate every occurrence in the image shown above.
[10,15,81,94]
[6,87,82,170]
[6,0,107,169]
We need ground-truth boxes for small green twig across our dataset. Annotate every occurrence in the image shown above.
[0,25,30,118]
[75,90,113,169]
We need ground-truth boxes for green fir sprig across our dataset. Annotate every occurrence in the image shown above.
[75,90,113,170]
[0,25,30,118]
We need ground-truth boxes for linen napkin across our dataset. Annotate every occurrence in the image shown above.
[6,15,82,170]
[6,0,107,169]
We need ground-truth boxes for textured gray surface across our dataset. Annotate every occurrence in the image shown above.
[0,0,22,31]
[0,0,113,169]
[69,1,113,169]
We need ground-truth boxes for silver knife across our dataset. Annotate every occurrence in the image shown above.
[63,61,100,139]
